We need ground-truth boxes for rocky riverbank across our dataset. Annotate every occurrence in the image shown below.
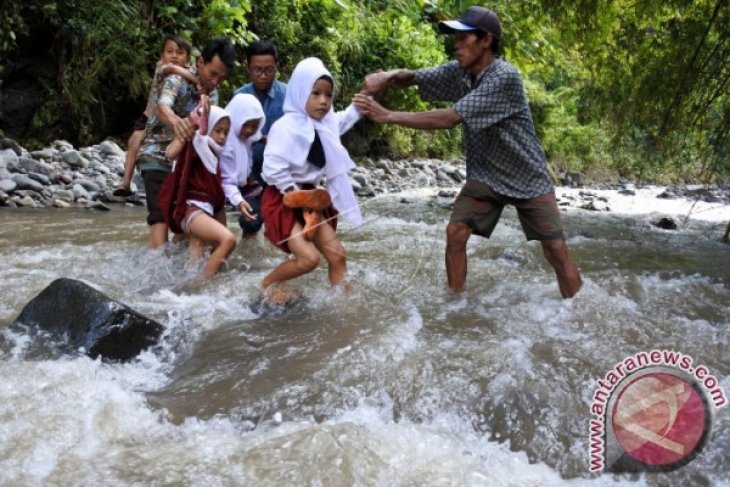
[0,138,728,217]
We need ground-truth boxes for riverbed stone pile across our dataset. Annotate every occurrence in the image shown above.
[0,137,728,211]
[0,137,469,209]
[0,138,144,210]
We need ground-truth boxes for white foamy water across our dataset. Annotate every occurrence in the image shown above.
[0,191,728,486]
[556,186,729,222]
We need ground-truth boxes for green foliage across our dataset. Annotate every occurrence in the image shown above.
[0,0,726,181]
[246,0,459,158]
[1,0,252,146]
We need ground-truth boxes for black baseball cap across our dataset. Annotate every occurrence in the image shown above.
[438,6,501,39]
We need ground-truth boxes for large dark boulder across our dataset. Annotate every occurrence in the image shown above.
[12,278,163,361]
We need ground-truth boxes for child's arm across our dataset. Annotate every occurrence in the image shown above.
[165,137,185,162]
[158,63,199,88]
[335,103,363,136]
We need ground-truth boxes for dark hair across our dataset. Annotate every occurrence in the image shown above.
[161,35,191,56]
[474,30,500,55]
[245,41,279,64]
[200,37,236,69]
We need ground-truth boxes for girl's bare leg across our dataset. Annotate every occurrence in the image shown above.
[188,213,237,278]
[312,221,347,285]
[261,222,320,294]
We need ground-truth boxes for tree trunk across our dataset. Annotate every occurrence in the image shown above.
[722,221,730,244]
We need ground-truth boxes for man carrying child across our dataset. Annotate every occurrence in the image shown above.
[137,37,236,248]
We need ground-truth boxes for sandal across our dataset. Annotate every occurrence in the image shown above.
[112,186,132,197]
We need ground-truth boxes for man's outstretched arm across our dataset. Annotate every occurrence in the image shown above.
[353,94,461,130]
[363,69,417,96]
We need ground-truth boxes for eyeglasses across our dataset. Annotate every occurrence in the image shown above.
[250,66,276,76]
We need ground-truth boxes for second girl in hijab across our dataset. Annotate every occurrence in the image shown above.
[220,93,266,240]
[260,57,364,303]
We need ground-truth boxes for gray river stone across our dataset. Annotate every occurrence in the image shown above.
[0,148,19,167]
[62,150,87,168]
[0,138,23,155]
[98,140,125,157]
[17,195,36,207]
[436,170,451,182]
[0,179,17,193]
[53,140,74,151]
[12,174,45,192]
[31,149,55,160]
[18,157,53,175]
[75,178,102,192]
[414,174,432,187]
[53,189,75,202]
[86,201,111,211]
[11,278,164,361]
[352,173,368,186]
[27,172,51,186]
[72,183,91,200]
[440,164,458,176]
[57,172,74,184]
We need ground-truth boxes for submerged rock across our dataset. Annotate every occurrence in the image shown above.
[654,217,678,230]
[12,278,163,361]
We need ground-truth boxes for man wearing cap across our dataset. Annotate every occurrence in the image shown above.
[354,6,582,298]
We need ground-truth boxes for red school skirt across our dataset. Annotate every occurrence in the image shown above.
[261,185,338,253]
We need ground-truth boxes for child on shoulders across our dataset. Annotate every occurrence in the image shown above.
[114,35,199,197]
[260,57,364,302]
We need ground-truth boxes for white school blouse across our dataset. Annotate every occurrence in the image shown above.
[263,104,361,193]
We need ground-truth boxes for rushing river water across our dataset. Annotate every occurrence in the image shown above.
[0,192,728,486]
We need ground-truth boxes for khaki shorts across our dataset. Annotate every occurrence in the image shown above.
[449,180,565,241]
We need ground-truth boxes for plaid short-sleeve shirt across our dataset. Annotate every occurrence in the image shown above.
[415,59,552,199]
[138,74,219,172]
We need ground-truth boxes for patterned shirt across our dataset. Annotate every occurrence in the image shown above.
[232,79,287,183]
[137,74,219,173]
[142,63,196,118]
[415,59,552,199]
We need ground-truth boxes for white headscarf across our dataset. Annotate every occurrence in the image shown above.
[266,57,363,227]
[221,94,265,180]
[192,105,229,174]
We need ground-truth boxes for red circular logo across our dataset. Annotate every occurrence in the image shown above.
[612,372,708,467]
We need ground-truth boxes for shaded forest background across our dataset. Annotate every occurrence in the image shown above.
[0,0,727,183]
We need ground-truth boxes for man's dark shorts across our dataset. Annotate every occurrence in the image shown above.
[450,180,564,241]
[141,169,169,226]
[238,192,263,235]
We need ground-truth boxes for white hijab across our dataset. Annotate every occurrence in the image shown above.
[192,105,229,174]
[266,57,363,228]
[221,94,265,179]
